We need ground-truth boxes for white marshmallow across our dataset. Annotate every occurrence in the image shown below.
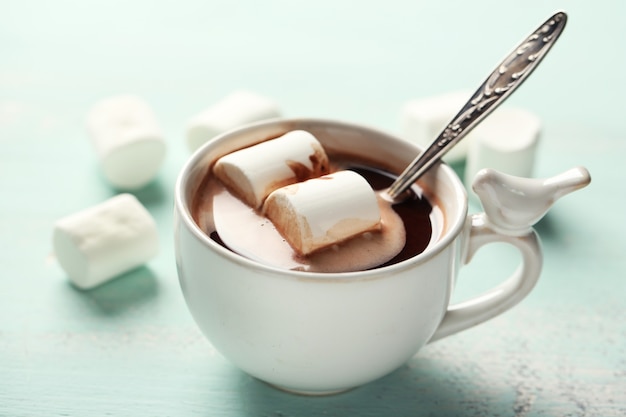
[400,90,473,162]
[263,170,382,256]
[53,194,159,289]
[86,95,166,190]
[186,90,281,152]
[213,130,329,208]
[465,107,541,192]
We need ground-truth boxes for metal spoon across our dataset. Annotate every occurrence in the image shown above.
[382,11,567,203]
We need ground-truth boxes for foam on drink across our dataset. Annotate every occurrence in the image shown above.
[209,178,406,272]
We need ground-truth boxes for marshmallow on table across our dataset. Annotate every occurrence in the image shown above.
[186,90,281,152]
[263,170,382,256]
[400,90,473,163]
[86,95,166,190]
[464,107,541,191]
[53,194,159,290]
[213,130,329,209]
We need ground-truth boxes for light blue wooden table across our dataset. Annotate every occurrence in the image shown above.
[2,1,624,415]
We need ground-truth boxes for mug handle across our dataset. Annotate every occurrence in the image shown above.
[429,166,590,342]
[429,213,542,342]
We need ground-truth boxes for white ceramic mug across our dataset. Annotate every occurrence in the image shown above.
[174,118,589,395]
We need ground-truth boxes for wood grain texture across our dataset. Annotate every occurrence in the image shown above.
[1,0,625,415]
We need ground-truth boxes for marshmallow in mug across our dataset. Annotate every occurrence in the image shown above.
[213,130,329,209]
[86,95,166,190]
[213,130,386,256]
[186,90,281,152]
[53,194,159,289]
[264,170,382,256]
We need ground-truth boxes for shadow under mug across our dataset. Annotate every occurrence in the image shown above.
[174,118,542,395]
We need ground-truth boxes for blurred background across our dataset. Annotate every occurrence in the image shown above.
[3,0,623,139]
[2,0,624,416]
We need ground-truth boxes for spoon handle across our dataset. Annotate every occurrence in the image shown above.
[386,11,567,200]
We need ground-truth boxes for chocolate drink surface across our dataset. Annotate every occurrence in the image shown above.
[192,152,441,272]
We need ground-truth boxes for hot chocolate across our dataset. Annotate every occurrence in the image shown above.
[191,148,443,273]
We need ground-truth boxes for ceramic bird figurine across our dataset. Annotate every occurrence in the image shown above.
[471,166,591,234]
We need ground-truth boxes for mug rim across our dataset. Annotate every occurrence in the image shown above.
[174,117,468,281]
